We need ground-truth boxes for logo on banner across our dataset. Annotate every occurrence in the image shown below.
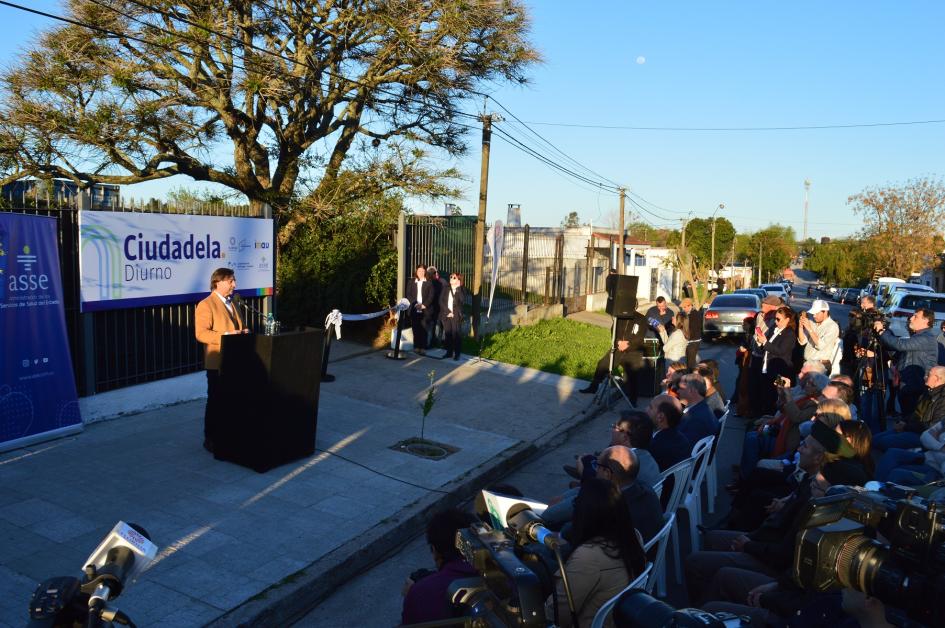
[7,244,50,293]
[80,224,123,300]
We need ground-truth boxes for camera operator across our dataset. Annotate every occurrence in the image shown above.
[401,508,477,625]
[579,309,650,405]
[873,307,938,417]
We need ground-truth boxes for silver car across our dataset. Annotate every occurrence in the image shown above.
[703,294,761,340]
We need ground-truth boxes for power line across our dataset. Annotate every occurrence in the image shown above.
[520,118,945,132]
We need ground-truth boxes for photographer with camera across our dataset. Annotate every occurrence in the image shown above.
[401,508,477,625]
[798,300,841,375]
[850,295,889,432]
[873,307,938,417]
[546,477,647,628]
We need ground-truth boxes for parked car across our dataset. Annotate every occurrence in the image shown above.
[759,283,790,301]
[833,288,852,303]
[837,288,862,305]
[702,294,761,340]
[885,291,945,338]
[734,288,768,301]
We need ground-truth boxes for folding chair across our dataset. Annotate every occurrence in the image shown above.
[643,513,675,597]
[656,458,694,589]
[673,435,715,583]
[590,562,654,628]
[706,410,730,513]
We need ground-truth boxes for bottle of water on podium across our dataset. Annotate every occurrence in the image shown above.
[265,312,275,336]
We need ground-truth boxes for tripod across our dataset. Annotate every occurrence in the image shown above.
[591,317,635,411]
[857,328,888,432]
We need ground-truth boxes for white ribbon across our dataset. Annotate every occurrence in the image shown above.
[324,299,412,340]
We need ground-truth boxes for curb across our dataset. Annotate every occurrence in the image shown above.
[206,397,610,627]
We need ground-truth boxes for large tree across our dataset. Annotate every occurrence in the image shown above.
[849,178,945,280]
[742,224,796,284]
[0,0,538,244]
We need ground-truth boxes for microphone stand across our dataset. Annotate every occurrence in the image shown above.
[232,294,265,333]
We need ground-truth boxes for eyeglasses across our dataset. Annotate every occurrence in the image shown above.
[775,317,786,322]
[609,423,629,433]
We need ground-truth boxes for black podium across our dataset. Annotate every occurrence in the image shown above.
[214,328,324,472]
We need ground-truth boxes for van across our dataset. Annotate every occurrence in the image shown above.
[873,277,906,308]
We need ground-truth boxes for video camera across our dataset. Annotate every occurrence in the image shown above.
[440,492,565,627]
[793,483,945,627]
[28,521,157,628]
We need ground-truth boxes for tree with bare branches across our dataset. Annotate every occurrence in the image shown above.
[0,0,538,246]
[849,178,945,280]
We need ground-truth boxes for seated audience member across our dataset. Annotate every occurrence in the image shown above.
[828,375,859,420]
[873,365,945,452]
[799,393,855,440]
[647,394,692,472]
[677,373,720,445]
[835,421,875,480]
[402,509,477,624]
[738,372,827,479]
[686,421,840,608]
[661,361,690,395]
[696,361,726,417]
[546,478,647,628]
[875,417,945,486]
[624,411,662,489]
[545,446,662,546]
[562,411,643,481]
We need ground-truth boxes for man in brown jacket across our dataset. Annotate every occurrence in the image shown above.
[195,267,246,452]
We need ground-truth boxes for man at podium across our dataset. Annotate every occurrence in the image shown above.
[195,268,247,453]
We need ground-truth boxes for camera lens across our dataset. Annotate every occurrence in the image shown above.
[836,535,888,593]
[615,590,675,628]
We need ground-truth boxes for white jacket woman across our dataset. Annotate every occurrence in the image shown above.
[658,310,690,363]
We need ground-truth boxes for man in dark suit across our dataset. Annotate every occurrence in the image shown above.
[427,265,446,347]
[580,309,650,405]
[677,372,720,445]
[405,264,434,354]
[647,394,692,471]
[195,267,247,453]
[680,298,703,369]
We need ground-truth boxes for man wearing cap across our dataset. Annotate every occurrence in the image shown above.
[680,297,703,369]
[798,299,841,374]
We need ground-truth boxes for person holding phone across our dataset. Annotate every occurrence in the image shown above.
[755,306,797,416]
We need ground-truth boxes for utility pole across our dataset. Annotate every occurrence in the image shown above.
[471,113,498,339]
[617,188,626,275]
[758,239,764,286]
[711,203,724,275]
[803,179,811,242]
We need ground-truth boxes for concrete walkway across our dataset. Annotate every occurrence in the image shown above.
[0,341,602,627]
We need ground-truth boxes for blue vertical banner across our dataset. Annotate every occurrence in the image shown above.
[0,212,82,452]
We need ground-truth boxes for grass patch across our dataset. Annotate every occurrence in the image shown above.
[461,318,609,380]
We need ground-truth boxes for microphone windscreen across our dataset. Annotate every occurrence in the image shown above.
[231,293,242,304]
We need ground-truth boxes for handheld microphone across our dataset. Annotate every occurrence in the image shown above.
[506,503,562,549]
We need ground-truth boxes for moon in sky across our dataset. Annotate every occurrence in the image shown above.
[635,56,646,65]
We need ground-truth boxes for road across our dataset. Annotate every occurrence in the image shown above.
[298,270,850,626]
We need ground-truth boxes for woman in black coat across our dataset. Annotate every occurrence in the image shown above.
[755,305,797,415]
[439,272,467,360]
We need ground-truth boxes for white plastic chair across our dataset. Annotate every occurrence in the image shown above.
[706,410,730,513]
[643,513,675,597]
[656,458,694,589]
[672,435,715,583]
[590,562,653,628]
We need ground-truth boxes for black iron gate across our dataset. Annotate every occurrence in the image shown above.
[404,215,477,286]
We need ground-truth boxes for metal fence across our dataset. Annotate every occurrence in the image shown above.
[5,194,268,396]
[404,214,478,282]
[483,227,611,316]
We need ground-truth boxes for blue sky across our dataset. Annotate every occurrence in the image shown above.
[2,1,943,239]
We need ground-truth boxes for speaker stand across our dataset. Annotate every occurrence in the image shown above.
[588,317,635,412]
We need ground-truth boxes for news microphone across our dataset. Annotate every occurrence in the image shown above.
[506,503,562,549]
[83,521,158,597]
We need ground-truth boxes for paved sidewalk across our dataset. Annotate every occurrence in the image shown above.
[0,345,600,627]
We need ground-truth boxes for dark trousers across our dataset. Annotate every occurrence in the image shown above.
[442,315,462,357]
[204,369,221,445]
[410,309,430,350]
[593,349,644,404]
[686,341,700,369]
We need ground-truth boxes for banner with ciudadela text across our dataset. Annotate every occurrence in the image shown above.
[78,211,273,312]
[0,212,82,452]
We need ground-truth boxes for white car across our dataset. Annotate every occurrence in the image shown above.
[885,291,945,338]
[760,283,790,301]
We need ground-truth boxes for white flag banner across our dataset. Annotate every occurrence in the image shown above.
[485,220,504,319]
